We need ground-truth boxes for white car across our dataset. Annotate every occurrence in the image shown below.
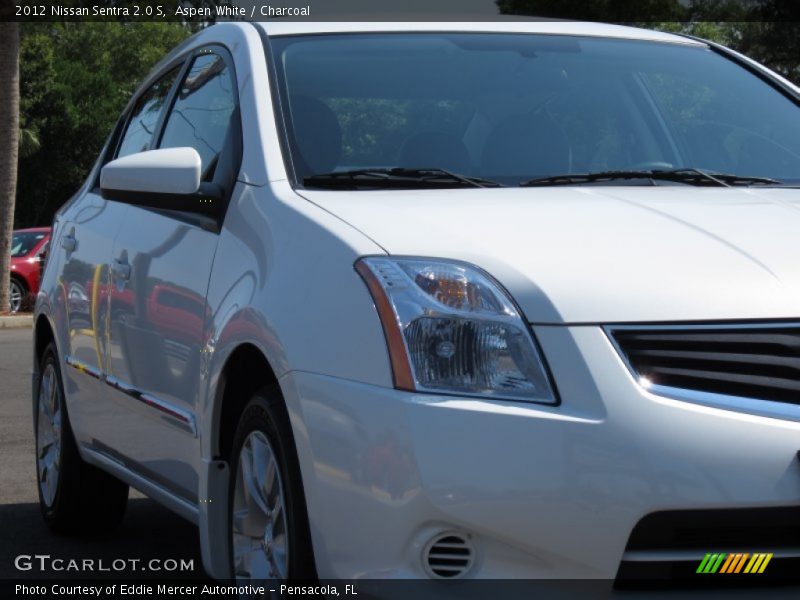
[33,21,800,585]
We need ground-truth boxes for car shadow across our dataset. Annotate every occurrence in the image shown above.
[0,497,210,580]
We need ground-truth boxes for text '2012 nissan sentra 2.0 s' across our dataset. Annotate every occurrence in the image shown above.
[33,21,800,586]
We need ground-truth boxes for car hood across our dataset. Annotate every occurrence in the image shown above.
[299,186,800,324]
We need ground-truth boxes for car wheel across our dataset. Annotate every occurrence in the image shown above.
[229,387,315,582]
[35,342,129,533]
[9,278,25,313]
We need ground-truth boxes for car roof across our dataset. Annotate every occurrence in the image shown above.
[14,227,51,234]
[254,21,702,46]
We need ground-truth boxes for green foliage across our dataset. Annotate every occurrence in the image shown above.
[645,21,738,45]
[16,22,192,227]
[18,127,40,158]
[733,21,800,84]
[495,1,800,84]
[644,20,800,84]
[496,0,686,21]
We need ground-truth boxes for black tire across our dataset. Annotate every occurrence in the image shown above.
[228,386,316,580]
[35,342,129,534]
[10,278,26,313]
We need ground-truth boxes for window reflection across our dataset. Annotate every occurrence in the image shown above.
[159,53,236,179]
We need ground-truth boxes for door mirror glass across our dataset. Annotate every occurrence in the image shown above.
[36,242,48,264]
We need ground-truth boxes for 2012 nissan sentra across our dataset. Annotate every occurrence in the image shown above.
[32,21,800,584]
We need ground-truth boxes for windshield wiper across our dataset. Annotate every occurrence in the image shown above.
[520,168,783,188]
[703,172,785,186]
[303,167,503,190]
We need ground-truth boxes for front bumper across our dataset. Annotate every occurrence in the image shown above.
[281,326,800,579]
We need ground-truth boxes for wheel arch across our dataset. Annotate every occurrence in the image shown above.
[10,270,28,289]
[212,342,281,462]
[34,313,56,366]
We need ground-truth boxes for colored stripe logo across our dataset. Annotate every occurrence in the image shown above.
[697,552,773,574]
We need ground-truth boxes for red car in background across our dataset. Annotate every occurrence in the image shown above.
[9,227,51,313]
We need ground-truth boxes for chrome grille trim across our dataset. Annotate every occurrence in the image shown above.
[605,323,800,422]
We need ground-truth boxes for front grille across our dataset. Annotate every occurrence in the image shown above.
[616,507,800,588]
[609,324,800,405]
[625,507,800,551]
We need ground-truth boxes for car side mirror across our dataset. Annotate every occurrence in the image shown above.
[100,148,222,218]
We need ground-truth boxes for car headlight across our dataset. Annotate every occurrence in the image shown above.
[356,257,556,404]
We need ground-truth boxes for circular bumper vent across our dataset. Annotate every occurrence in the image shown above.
[423,532,475,579]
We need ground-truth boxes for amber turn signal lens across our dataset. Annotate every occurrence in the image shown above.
[355,260,415,390]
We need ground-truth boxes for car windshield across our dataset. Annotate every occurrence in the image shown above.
[11,231,46,257]
[270,33,800,188]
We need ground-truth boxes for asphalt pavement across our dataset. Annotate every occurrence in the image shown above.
[0,328,208,581]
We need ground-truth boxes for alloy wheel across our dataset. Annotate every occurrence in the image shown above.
[232,430,289,582]
[37,363,62,507]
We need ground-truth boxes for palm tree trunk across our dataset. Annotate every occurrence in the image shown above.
[0,22,20,313]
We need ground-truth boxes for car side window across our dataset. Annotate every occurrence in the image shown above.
[116,67,181,159]
[158,52,237,180]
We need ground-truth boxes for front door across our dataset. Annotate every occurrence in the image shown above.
[102,48,239,502]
